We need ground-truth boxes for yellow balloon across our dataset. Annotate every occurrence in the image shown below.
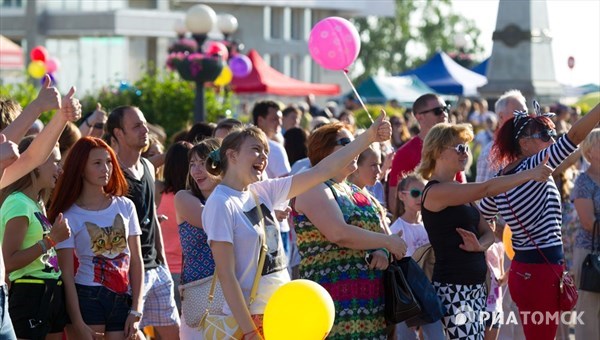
[28,60,47,79]
[264,279,335,340]
[214,65,233,86]
[503,224,515,260]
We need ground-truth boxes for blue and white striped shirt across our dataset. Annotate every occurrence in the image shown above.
[479,135,578,251]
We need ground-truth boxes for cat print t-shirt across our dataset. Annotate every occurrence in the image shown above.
[203,177,292,315]
[0,192,61,281]
[57,196,142,294]
[389,217,430,257]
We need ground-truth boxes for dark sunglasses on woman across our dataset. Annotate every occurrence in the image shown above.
[527,129,557,142]
[335,137,352,146]
[446,143,470,154]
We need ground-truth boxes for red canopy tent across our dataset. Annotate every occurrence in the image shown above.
[230,49,340,96]
[0,35,24,70]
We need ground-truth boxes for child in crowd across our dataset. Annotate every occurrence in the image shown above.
[484,222,506,340]
[390,174,445,340]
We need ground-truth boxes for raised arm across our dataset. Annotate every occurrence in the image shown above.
[0,87,81,189]
[295,183,407,258]
[567,102,600,145]
[1,75,61,142]
[174,190,205,228]
[424,154,553,212]
[78,103,106,137]
[287,110,391,200]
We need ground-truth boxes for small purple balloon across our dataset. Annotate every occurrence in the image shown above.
[40,73,56,86]
[229,54,252,78]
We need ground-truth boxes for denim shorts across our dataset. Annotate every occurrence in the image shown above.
[76,284,132,332]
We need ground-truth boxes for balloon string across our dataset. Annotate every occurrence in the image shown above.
[342,69,373,124]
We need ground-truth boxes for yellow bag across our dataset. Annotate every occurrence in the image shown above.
[201,191,267,340]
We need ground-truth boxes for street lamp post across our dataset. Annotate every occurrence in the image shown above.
[167,5,239,122]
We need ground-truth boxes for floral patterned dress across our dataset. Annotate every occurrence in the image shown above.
[292,180,387,339]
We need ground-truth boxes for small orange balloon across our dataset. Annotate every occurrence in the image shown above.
[503,225,514,260]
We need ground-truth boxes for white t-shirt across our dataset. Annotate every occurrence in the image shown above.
[389,217,430,257]
[56,196,142,294]
[485,241,504,312]
[266,140,291,179]
[202,177,292,315]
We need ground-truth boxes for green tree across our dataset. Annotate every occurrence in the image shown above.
[352,0,483,82]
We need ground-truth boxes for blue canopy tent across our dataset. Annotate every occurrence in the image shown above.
[354,75,437,105]
[471,58,489,76]
[399,52,487,96]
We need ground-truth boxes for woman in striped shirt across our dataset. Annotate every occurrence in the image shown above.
[479,102,600,340]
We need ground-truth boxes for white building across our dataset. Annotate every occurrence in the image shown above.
[1,0,394,95]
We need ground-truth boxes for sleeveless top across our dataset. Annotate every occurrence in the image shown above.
[178,220,215,284]
[292,180,387,339]
[421,180,487,285]
[123,158,159,269]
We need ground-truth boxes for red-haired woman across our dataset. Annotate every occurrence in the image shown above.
[48,136,145,340]
[479,102,600,339]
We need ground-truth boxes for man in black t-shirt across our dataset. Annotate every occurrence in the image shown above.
[107,106,180,337]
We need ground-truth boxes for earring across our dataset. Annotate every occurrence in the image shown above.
[211,162,217,169]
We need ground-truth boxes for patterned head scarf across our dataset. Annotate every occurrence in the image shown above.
[513,100,556,140]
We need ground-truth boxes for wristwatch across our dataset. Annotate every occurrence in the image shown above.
[129,309,143,320]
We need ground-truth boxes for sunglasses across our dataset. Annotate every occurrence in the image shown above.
[402,189,422,198]
[527,129,557,142]
[418,105,450,116]
[446,143,470,154]
[335,137,352,146]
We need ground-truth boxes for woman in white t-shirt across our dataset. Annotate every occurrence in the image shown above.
[48,137,144,340]
[202,113,405,340]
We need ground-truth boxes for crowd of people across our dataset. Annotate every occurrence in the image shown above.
[0,76,599,340]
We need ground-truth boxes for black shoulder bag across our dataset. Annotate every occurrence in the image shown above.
[580,219,600,292]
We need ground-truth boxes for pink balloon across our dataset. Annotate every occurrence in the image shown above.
[229,54,252,78]
[205,41,229,61]
[308,17,361,71]
[45,57,60,73]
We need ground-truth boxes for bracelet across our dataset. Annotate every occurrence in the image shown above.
[379,248,390,258]
[44,235,57,248]
[85,118,92,127]
[129,309,143,319]
[37,239,48,253]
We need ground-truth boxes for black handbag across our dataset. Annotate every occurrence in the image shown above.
[580,220,600,292]
[395,257,445,327]
[383,258,422,324]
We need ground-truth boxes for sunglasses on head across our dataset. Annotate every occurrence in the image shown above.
[418,105,450,116]
[446,143,470,154]
[402,189,422,198]
[335,137,352,146]
[527,129,557,142]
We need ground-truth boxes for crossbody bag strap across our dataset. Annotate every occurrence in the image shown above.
[204,191,268,308]
[503,192,564,283]
[249,190,268,305]
[593,220,599,254]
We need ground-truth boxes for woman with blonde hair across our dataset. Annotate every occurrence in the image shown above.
[417,123,553,339]
[568,128,600,339]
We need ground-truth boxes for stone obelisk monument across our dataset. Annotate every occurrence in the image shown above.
[479,0,562,103]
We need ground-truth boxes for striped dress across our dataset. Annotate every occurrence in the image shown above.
[292,180,387,339]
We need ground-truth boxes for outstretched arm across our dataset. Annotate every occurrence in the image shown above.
[287,110,391,200]
[424,154,553,212]
[567,103,600,145]
[0,86,81,189]
[1,75,61,142]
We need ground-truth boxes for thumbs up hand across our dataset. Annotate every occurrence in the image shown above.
[368,109,392,143]
[528,153,553,182]
[58,86,82,122]
[31,75,61,112]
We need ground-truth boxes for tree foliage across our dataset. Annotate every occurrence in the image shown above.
[351,0,484,82]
